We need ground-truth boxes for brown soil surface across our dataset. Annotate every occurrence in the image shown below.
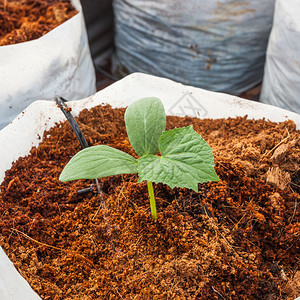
[0,104,299,299]
[0,0,77,46]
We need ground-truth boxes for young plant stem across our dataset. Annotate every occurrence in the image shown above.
[147,181,157,220]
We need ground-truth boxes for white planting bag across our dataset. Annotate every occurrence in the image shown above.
[260,0,300,113]
[1,73,300,299]
[0,0,96,130]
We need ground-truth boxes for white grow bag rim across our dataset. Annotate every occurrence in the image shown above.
[0,73,300,299]
[1,72,300,186]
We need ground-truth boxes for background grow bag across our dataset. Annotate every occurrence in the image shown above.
[260,0,300,114]
[0,73,300,298]
[0,0,96,130]
[113,0,275,95]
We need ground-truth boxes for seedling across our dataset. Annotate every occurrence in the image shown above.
[59,97,219,220]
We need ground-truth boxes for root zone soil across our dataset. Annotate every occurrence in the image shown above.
[0,104,299,300]
[0,0,77,46]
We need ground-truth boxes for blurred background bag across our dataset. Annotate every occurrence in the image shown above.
[113,0,275,95]
[0,0,96,130]
[260,0,300,114]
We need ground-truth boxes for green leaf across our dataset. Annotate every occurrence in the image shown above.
[59,145,138,182]
[124,97,166,157]
[138,126,219,191]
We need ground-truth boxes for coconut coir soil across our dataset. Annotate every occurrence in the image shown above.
[0,104,299,300]
[0,0,77,46]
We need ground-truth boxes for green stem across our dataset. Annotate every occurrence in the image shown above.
[147,181,157,220]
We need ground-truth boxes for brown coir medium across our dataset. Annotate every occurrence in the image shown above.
[0,104,299,299]
[0,0,77,46]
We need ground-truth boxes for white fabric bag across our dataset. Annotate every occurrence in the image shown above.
[260,0,300,113]
[1,73,300,299]
[0,0,96,130]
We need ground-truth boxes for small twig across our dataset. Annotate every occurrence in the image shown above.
[202,205,212,217]
[290,182,300,188]
[211,286,227,300]
[289,197,298,224]
[232,212,247,231]
[27,218,36,233]
[12,228,95,267]
[280,268,288,281]
[260,128,290,160]
[56,202,62,218]
[225,216,237,226]
[87,230,97,252]
[123,270,149,286]
[217,161,230,170]
[114,287,125,300]
[218,229,238,253]
[211,218,238,254]
[116,185,126,211]
[91,187,106,221]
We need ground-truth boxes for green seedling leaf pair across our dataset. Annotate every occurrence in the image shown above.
[59,97,219,220]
